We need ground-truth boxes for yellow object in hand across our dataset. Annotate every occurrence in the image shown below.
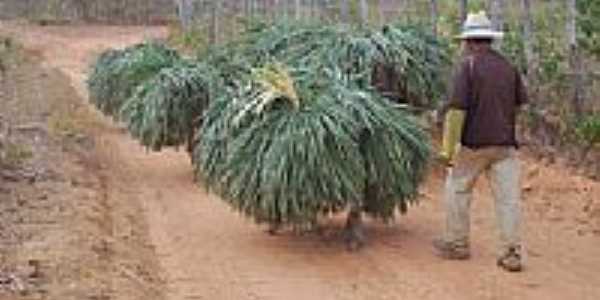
[440,109,466,165]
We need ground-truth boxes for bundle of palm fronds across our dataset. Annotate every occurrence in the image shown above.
[87,42,181,118]
[195,63,430,226]
[203,20,450,108]
[120,62,218,151]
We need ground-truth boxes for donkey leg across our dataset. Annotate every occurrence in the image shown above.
[344,205,366,251]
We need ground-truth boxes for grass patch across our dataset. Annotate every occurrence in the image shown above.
[576,114,600,147]
[0,35,27,76]
[0,36,14,72]
[1,142,33,168]
[48,110,84,139]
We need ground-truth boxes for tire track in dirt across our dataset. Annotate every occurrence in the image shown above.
[6,23,600,300]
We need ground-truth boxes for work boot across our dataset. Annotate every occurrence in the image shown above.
[432,238,471,260]
[497,246,523,272]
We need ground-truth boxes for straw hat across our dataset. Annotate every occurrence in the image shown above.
[458,11,504,40]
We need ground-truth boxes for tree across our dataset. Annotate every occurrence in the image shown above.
[377,0,385,26]
[273,0,283,20]
[358,0,368,25]
[459,0,468,24]
[295,0,301,20]
[210,0,220,44]
[489,0,505,48]
[71,0,94,21]
[567,0,584,116]
[430,0,438,36]
[340,0,350,22]
[521,0,535,88]
[176,0,194,32]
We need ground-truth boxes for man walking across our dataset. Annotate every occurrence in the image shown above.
[434,11,528,272]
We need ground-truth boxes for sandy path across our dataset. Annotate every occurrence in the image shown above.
[5,23,600,300]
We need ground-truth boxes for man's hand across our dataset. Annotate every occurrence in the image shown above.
[437,151,452,167]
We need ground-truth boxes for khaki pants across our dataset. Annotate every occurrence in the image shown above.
[443,146,521,255]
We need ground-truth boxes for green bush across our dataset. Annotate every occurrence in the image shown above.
[576,114,600,146]
[578,0,600,59]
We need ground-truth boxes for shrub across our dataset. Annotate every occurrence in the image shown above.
[576,114,600,146]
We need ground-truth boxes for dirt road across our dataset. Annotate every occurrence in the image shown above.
[3,23,600,300]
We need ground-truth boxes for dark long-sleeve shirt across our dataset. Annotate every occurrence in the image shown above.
[448,48,528,148]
